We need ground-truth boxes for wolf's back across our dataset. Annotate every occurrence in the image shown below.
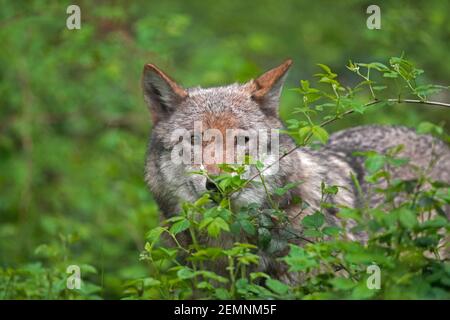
[326,125,450,185]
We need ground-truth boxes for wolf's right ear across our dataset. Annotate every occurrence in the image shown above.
[245,59,292,116]
[142,64,188,123]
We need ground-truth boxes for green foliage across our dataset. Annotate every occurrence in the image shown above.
[136,150,449,299]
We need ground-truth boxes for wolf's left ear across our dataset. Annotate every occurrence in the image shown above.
[246,59,292,113]
[142,64,188,124]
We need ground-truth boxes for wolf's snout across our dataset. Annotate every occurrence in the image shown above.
[205,180,218,192]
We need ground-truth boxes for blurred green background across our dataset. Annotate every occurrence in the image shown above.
[0,0,449,298]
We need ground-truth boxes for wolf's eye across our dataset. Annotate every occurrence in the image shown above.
[190,134,203,145]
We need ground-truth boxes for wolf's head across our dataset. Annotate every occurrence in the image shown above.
[143,60,293,214]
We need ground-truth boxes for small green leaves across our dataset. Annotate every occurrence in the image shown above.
[283,245,318,272]
[230,213,257,236]
[200,216,230,238]
[413,84,447,99]
[354,149,411,179]
[389,56,423,81]
[316,63,337,79]
[296,125,329,144]
[417,121,444,136]
[274,182,301,196]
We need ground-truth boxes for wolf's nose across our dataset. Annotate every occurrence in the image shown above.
[206,181,218,192]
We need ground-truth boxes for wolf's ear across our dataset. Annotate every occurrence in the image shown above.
[246,59,292,114]
[142,64,188,123]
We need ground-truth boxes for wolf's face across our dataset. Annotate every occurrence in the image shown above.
[143,60,292,213]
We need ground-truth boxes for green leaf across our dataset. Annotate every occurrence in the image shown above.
[199,271,229,283]
[194,194,211,207]
[387,157,409,167]
[255,160,265,171]
[80,264,97,274]
[323,226,341,237]
[383,72,398,78]
[414,84,447,98]
[266,278,289,295]
[250,272,270,281]
[300,79,310,91]
[419,216,448,229]
[316,63,337,78]
[230,221,241,235]
[397,207,417,229]
[302,212,325,229]
[417,121,443,135]
[142,277,161,287]
[215,288,231,300]
[365,154,385,173]
[367,62,389,72]
[337,207,362,222]
[146,226,167,243]
[240,220,256,236]
[311,126,329,144]
[283,245,318,272]
[169,218,190,235]
[199,216,214,230]
[177,267,196,280]
[207,217,229,238]
[298,126,312,142]
[330,277,357,290]
[274,182,300,196]
[351,283,376,299]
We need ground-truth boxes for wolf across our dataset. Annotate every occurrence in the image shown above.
[142,60,450,279]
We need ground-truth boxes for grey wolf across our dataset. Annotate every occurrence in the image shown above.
[142,60,450,277]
